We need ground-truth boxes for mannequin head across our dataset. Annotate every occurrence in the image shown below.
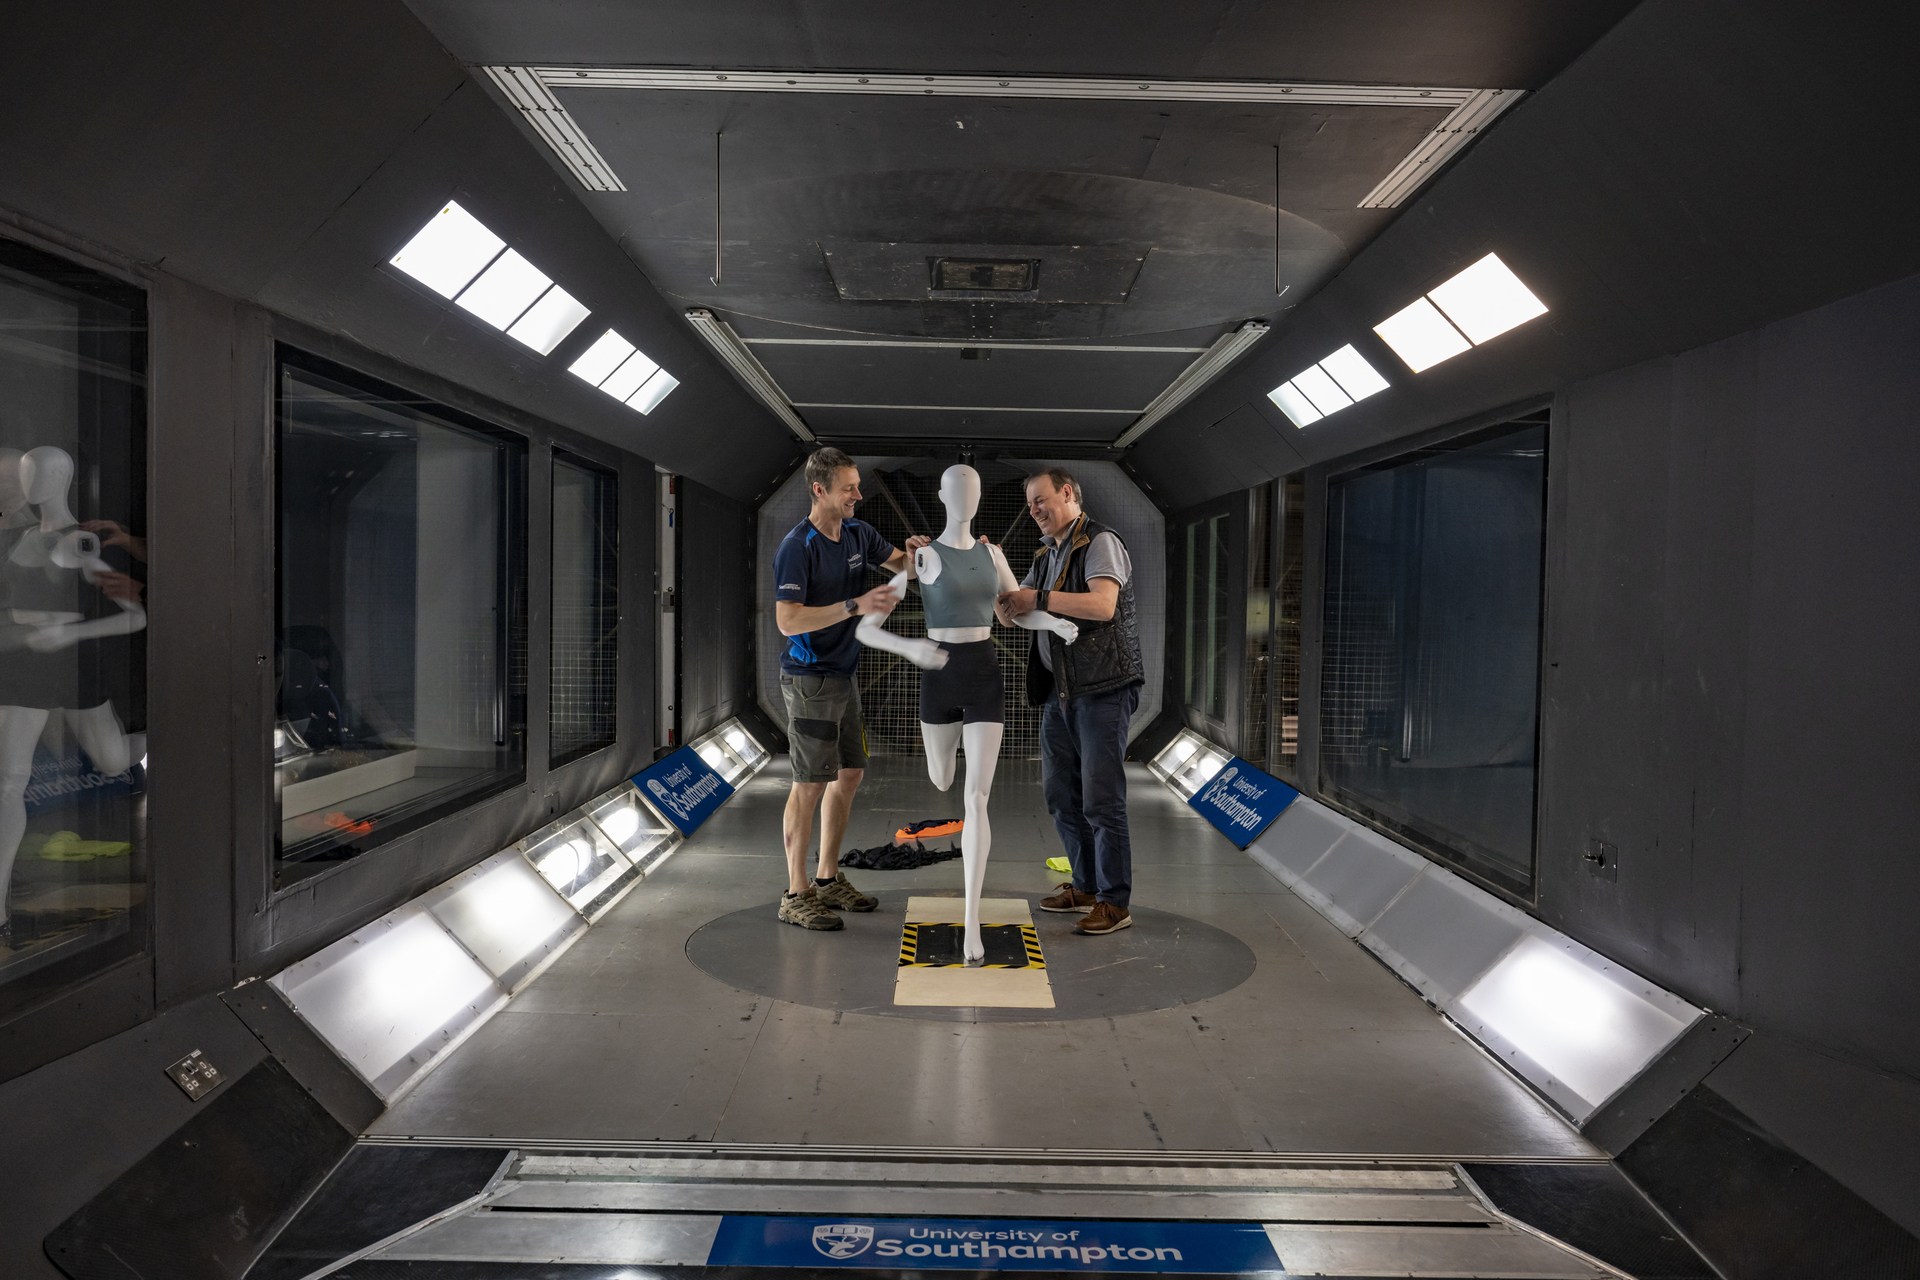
[20,445,75,505]
[939,464,981,524]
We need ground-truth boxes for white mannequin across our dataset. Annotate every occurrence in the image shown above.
[1,446,144,943]
[862,464,1078,963]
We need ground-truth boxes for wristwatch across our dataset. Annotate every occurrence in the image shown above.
[1037,589,1051,612]
[844,598,860,615]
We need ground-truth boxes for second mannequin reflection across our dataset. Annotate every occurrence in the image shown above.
[859,465,1077,963]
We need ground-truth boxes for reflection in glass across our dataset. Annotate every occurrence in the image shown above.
[1319,418,1547,896]
[1207,513,1230,720]
[0,239,148,1015]
[1271,474,1306,778]
[1243,484,1272,766]
[550,454,617,767]
[275,354,526,878]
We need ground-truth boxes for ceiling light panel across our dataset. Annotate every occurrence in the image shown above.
[507,285,591,355]
[628,369,680,414]
[390,202,504,299]
[599,349,662,401]
[1427,253,1548,345]
[1268,381,1324,428]
[1374,297,1473,373]
[455,249,553,330]
[569,331,636,385]
[1289,365,1354,416]
[1318,345,1389,402]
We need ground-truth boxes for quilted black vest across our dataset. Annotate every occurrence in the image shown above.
[1024,514,1145,706]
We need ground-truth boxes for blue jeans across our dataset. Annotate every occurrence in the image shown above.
[1040,683,1140,907]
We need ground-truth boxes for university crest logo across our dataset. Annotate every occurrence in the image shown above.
[812,1223,876,1259]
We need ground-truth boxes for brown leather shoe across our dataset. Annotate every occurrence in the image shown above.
[1039,882,1097,913]
[1075,902,1132,935]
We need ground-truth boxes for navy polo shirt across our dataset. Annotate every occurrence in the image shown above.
[772,517,896,676]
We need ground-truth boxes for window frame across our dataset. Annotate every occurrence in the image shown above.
[548,447,620,770]
[270,345,530,882]
[1314,411,1552,901]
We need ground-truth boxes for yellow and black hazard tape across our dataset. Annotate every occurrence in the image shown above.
[898,921,1046,969]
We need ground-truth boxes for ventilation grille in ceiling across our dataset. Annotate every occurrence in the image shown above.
[931,257,1037,292]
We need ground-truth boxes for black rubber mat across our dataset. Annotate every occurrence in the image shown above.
[44,1056,352,1280]
[902,922,1037,967]
[1619,1085,1920,1279]
[1460,1161,1713,1278]
[251,1144,512,1280]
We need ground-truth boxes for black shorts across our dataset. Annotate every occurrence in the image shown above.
[918,639,1005,725]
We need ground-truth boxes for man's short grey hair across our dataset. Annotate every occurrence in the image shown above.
[806,447,856,495]
[1025,466,1078,503]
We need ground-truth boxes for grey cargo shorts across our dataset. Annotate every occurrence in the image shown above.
[779,671,870,782]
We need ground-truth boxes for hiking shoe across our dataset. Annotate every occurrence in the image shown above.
[1075,902,1132,935]
[1039,882,1097,913]
[814,871,877,912]
[778,887,844,930]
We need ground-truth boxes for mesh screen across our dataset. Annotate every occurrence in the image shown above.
[758,458,1163,757]
[1243,482,1272,766]
[1272,473,1305,775]
[551,455,617,765]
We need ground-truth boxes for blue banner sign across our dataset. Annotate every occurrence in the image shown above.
[633,745,734,835]
[708,1216,1280,1273]
[1188,756,1297,848]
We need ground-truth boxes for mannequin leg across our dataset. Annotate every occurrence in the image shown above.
[64,701,131,777]
[958,721,1004,964]
[0,707,54,932]
[920,720,963,791]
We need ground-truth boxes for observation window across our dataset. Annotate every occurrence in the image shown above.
[1319,415,1547,897]
[274,351,527,880]
[0,239,148,1016]
[550,452,618,767]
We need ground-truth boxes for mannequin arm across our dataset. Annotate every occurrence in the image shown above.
[25,595,146,651]
[989,546,1077,643]
[856,569,948,669]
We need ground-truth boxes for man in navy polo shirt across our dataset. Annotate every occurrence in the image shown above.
[771,447,928,930]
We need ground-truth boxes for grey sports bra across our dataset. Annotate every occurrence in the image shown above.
[919,540,999,629]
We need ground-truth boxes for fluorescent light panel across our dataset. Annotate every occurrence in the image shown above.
[1374,253,1547,372]
[390,202,504,299]
[1319,344,1390,400]
[1426,253,1547,344]
[628,369,679,415]
[599,349,663,401]
[1268,382,1323,428]
[508,285,591,355]
[391,201,590,354]
[570,331,635,385]
[456,249,553,330]
[1374,296,1473,373]
[1267,345,1388,429]
[1288,365,1353,416]
[567,328,678,417]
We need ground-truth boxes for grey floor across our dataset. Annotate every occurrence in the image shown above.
[373,756,1594,1159]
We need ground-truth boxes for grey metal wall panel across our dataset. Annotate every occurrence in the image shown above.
[676,480,757,745]
[1133,1,1920,508]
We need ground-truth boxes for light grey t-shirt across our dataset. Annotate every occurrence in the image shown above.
[1022,529,1132,672]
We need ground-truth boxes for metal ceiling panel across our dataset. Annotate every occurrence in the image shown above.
[751,342,1192,412]
[799,407,1129,443]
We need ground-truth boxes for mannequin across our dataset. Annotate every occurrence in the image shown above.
[1,445,144,945]
[860,465,1077,963]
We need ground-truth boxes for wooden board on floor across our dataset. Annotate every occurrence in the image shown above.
[894,896,1054,1008]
